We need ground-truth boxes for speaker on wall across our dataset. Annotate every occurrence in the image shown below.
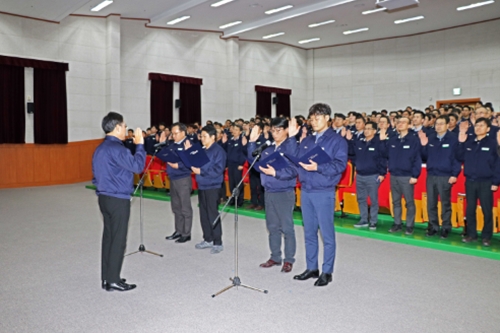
[27,102,34,114]
[175,99,182,109]
[272,96,279,105]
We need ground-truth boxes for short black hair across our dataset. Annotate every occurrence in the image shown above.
[127,129,134,133]
[436,115,449,124]
[365,121,378,130]
[448,113,459,122]
[475,117,491,127]
[379,115,390,123]
[334,113,346,120]
[201,125,216,138]
[308,103,332,118]
[413,110,425,118]
[233,124,243,132]
[171,122,187,134]
[381,109,388,115]
[271,117,288,129]
[295,115,304,127]
[102,112,123,134]
[158,122,166,127]
[424,114,435,121]
[355,114,366,123]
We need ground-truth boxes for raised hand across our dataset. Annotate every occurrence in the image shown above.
[379,129,388,141]
[459,121,469,133]
[345,130,353,141]
[222,133,228,143]
[184,139,192,150]
[159,130,167,143]
[242,135,248,146]
[470,112,476,125]
[134,127,144,145]
[497,130,500,146]
[418,130,428,146]
[249,124,260,142]
[288,118,300,138]
[340,127,346,138]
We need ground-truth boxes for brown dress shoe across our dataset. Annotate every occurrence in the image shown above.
[462,236,478,243]
[248,204,257,209]
[259,259,281,268]
[254,205,264,211]
[281,262,293,273]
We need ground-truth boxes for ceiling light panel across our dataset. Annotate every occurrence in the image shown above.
[343,27,369,35]
[394,15,424,24]
[265,5,294,15]
[211,0,235,8]
[219,21,243,29]
[362,7,387,14]
[298,38,320,44]
[308,20,335,28]
[91,0,113,12]
[263,32,285,39]
[167,16,191,25]
[457,1,495,11]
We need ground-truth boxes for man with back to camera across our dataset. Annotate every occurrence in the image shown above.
[288,103,348,287]
[247,117,298,273]
[418,115,461,239]
[186,125,227,254]
[92,112,145,292]
[158,123,193,243]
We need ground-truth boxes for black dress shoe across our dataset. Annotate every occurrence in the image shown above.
[166,231,181,240]
[175,235,191,243]
[293,269,319,281]
[440,229,449,239]
[426,228,438,237]
[105,281,136,292]
[102,278,126,289]
[314,273,333,287]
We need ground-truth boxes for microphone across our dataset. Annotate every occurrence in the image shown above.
[154,141,168,149]
[252,140,272,157]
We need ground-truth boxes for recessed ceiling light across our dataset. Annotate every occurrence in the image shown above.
[343,27,369,35]
[263,32,285,39]
[308,20,336,28]
[167,16,191,25]
[457,0,494,11]
[211,0,234,8]
[362,7,386,15]
[298,38,320,44]
[219,21,242,29]
[91,0,113,12]
[394,15,424,24]
[265,5,293,15]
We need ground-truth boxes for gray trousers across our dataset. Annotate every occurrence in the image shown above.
[356,174,380,224]
[390,175,415,227]
[426,175,452,231]
[170,176,193,237]
[264,191,296,264]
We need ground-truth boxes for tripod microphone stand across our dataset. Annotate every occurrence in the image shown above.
[126,146,164,258]
[211,150,268,298]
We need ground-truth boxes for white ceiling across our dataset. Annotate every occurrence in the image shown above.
[2,0,500,49]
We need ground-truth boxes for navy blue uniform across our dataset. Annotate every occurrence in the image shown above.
[222,135,248,206]
[456,134,500,241]
[123,138,136,155]
[92,136,146,285]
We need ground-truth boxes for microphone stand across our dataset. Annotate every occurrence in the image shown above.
[126,146,164,258]
[211,149,268,298]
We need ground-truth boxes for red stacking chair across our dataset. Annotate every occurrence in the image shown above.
[377,172,391,210]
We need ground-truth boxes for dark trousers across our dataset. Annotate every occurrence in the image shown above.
[170,176,193,237]
[265,191,296,263]
[250,169,265,206]
[356,174,379,224]
[228,164,244,205]
[219,180,227,201]
[198,188,222,245]
[98,195,130,284]
[465,180,493,240]
[426,175,452,231]
[390,176,416,227]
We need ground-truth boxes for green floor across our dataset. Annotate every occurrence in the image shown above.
[85,185,500,261]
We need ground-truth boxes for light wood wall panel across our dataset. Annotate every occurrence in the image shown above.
[0,139,102,189]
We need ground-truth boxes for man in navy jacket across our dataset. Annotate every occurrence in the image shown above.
[456,118,500,247]
[92,112,145,292]
[289,103,348,287]
[186,125,227,254]
[380,116,422,235]
[418,115,461,239]
[247,118,298,273]
[158,123,193,243]
[346,121,387,229]
[222,124,247,207]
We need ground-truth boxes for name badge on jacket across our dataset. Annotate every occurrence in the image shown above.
[368,147,375,151]
[403,145,410,149]
[442,144,449,148]
[482,147,490,151]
